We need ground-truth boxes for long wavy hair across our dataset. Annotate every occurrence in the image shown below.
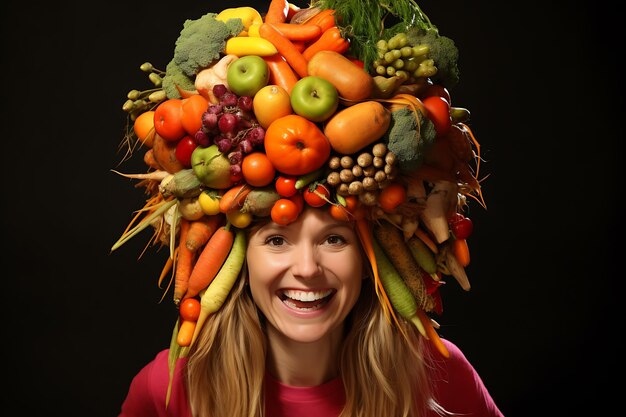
[186,266,442,417]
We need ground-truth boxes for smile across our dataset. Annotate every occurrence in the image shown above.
[279,289,336,311]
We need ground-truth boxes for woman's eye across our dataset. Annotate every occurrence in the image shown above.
[325,235,346,245]
[265,236,285,246]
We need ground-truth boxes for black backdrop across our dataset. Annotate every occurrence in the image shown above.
[2,1,622,416]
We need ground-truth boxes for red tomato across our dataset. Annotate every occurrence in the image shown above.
[422,96,452,137]
[275,175,298,197]
[449,214,473,239]
[271,198,300,225]
[175,135,198,168]
[264,115,331,176]
[154,98,186,141]
[303,183,330,207]
[179,297,201,321]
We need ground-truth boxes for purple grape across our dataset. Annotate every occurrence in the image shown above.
[194,130,212,147]
[202,112,218,130]
[213,84,227,99]
[248,126,266,146]
[207,103,223,115]
[229,163,242,176]
[218,113,238,134]
[238,96,253,112]
[239,138,253,154]
[221,92,238,107]
[228,150,243,165]
[216,137,233,153]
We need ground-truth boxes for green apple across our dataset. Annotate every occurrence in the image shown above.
[190,144,233,189]
[226,55,270,97]
[290,76,339,122]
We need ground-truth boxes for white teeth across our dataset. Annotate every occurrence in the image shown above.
[282,289,333,301]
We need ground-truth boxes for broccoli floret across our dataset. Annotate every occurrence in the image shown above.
[384,107,436,173]
[172,13,243,77]
[406,27,460,89]
[162,61,196,99]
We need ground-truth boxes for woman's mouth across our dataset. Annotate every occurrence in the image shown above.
[279,289,336,311]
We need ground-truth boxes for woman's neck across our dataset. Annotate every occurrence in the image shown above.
[265,324,344,387]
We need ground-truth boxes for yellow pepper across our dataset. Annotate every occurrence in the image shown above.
[224,37,278,57]
[215,7,263,36]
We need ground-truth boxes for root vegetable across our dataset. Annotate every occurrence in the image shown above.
[419,180,457,243]
[178,197,205,221]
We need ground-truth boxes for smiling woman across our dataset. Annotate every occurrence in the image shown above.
[119,207,503,417]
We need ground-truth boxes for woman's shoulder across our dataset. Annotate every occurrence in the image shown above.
[118,349,191,417]
[427,339,505,417]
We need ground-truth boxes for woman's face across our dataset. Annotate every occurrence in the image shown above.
[246,207,364,344]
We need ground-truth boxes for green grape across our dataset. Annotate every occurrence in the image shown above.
[400,46,413,58]
[391,49,402,60]
[376,39,388,52]
[386,66,396,76]
[411,44,430,58]
[376,65,387,75]
[392,59,404,69]
[383,51,396,64]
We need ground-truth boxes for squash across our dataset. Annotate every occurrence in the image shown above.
[323,101,391,154]
[307,50,373,102]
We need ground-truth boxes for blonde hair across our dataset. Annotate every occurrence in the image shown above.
[186,270,439,417]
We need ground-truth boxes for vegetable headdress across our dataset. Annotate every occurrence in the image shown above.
[112,0,486,373]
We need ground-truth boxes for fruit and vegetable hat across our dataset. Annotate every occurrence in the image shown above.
[112,0,486,365]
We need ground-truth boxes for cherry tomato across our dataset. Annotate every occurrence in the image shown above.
[174,135,198,168]
[275,175,298,197]
[179,297,201,321]
[303,183,330,207]
[420,84,451,104]
[422,95,452,137]
[329,196,358,221]
[271,198,300,225]
[242,152,276,187]
[449,213,473,239]
[378,182,407,213]
[290,192,304,213]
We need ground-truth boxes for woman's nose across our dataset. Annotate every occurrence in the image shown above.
[291,244,323,279]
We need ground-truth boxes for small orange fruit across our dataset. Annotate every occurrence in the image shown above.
[252,84,292,129]
[133,110,156,147]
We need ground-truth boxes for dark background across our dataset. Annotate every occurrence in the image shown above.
[2,0,622,416]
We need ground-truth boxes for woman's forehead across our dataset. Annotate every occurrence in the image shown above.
[253,207,355,235]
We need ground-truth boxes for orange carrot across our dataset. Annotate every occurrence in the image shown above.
[416,309,450,358]
[263,54,299,94]
[185,224,235,299]
[259,23,309,78]
[176,319,196,347]
[452,238,470,267]
[302,26,350,61]
[219,184,252,213]
[174,218,194,304]
[264,0,289,23]
[303,9,336,32]
[269,22,322,42]
[186,214,224,252]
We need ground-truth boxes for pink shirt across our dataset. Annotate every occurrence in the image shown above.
[119,339,504,417]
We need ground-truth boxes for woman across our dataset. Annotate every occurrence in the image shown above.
[118,207,504,417]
